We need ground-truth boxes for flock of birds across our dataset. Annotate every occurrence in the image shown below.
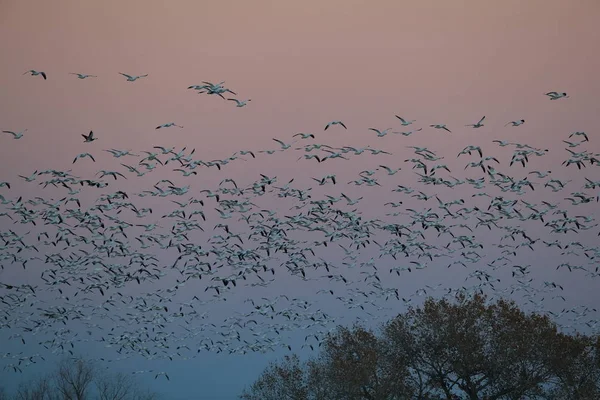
[1,71,599,383]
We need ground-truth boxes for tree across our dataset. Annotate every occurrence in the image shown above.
[14,375,57,400]
[95,370,158,400]
[241,294,600,399]
[95,371,137,400]
[240,354,309,400]
[54,358,95,400]
[3,358,160,400]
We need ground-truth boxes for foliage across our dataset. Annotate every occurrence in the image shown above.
[241,294,600,400]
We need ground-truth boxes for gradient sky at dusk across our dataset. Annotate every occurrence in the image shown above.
[1,1,600,399]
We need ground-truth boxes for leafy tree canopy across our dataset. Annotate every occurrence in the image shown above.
[241,294,600,400]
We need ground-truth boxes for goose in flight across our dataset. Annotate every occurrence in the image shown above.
[104,148,138,158]
[458,145,483,158]
[23,70,47,80]
[393,128,422,136]
[505,119,525,127]
[272,138,293,150]
[97,170,127,180]
[465,116,485,128]
[324,121,347,130]
[368,128,392,137]
[562,140,583,148]
[82,131,97,142]
[293,133,315,139]
[173,168,197,177]
[119,73,148,82]
[430,124,451,133]
[239,150,256,158]
[529,170,551,178]
[70,73,97,79]
[2,129,27,139]
[19,170,38,182]
[545,91,568,100]
[395,116,415,126]
[156,122,184,129]
[569,131,589,142]
[73,153,96,163]
[155,372,170,381]
[227,98,251,107]
[378,165,401,175]
[153,146,175,154]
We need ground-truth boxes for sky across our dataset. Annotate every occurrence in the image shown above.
[1,0,600,399]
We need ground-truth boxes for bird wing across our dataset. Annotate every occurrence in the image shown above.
[119,73,133,79]
[340,122,347,129]
[478,116,486,124]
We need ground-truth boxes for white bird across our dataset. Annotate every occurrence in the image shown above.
[2,129,27,139]
[70,73,97,79]
[430,124,451,133]
[293,133,315,139]
[119,73,148,82]
[378,165,401,175]
[272,138,293,150]
[465,116,485,128]
[529,170,551,178]
[173,169,197,177]
[23,70,47,80]
[505,119,525,127]
[239,150,256,158]
[562,140,582,148]
[156,122,184,129]
[368,128,392,137]
[569,131,589,142]
[73,153,96,163]
[324,121,347,130]
[393,128,422,136]
[395,116,415,126]
[545,91,568,100]
[227,98,251,107]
